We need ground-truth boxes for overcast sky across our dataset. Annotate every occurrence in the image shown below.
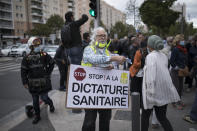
[103,0,197,28]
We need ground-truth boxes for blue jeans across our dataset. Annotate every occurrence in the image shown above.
[190,89,197,121]
[32,93,53,116]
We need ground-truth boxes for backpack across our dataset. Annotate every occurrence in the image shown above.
[139,48,148,68]
[61,24,72,48]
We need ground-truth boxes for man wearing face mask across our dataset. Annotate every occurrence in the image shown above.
[81,27,126,131]
[21,37,55,124]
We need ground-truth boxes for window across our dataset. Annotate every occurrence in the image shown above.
[16,13,18,18]
[21,14,23,18]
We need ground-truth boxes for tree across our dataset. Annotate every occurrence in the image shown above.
[46,14,64,34]
[168,19,197,39]
[28,24,51,37]
[110,22,136,39]
[139,0,180,36]
[89,20,107,31]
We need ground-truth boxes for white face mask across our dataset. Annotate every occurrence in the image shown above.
[34,47,40,53]
[147,47,151,53]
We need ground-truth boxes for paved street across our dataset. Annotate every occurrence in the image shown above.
[0,57,196,131]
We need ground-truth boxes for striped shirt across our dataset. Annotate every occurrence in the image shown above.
[142,50,180,109]
[82,45,111,67]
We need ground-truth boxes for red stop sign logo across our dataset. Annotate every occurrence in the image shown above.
[74,68,86,81]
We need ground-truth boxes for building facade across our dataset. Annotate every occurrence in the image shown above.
[101,0,126,33]
[1,0,126,42]
[0,0,14,37]
[74,0,126,34]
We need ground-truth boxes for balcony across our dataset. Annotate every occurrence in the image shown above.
[0,15,12,21]
[32,19,43,24]
[0,7,12,12]
[0,0,11,4]
[31,5,42,10]
[31,12,43,17]
[68,0,73,3]
[0,24,13,29]
[31,0,42,3]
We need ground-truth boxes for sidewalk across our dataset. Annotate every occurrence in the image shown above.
[48,88,197,131]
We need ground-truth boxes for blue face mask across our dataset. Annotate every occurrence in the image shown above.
[180,41,185,46]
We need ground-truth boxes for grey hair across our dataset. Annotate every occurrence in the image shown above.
[89,27,107,46]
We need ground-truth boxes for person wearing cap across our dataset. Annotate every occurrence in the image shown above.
[141,35,180,131]
[21,37,55,124]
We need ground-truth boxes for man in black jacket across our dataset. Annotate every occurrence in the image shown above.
[63,11,88,65]
[21,37,55,124]
[54,44,68,91]
[62,11,88,113]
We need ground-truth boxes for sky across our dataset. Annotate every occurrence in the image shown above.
[103,0,197,28]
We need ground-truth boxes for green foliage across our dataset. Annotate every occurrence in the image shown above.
[28,24,51,37]
[46,14,64,33]
[110,21,136,39]
[139,0,180,35]
[168,20,197,39]
[89,20,107,31]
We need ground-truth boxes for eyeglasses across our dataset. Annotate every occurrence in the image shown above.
[96,34,107,38]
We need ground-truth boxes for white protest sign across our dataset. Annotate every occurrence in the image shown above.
[66,64,130,109]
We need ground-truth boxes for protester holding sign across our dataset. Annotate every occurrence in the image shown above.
[81,27,126,131]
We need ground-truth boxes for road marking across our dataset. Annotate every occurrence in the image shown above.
[0,65,21,72]
[189,128,197,131]
[0,64,20,69]
[0,105,27,131]
[0,62,19,67]
[0,90,56,131]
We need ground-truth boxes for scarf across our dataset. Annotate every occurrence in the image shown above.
[176,45,187,54]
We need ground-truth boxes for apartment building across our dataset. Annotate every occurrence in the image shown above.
[74,0,93,34]
[0,0,14,37]
[74,0,126,34]
[12,0,27,37]
[1,0,126,40]
[101,0,126,33]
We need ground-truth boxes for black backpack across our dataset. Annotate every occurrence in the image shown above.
[61,24,72,48]
[139,48,148,68]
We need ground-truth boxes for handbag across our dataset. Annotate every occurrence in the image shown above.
[178,66,190,77]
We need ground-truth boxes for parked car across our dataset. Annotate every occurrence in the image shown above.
[43,45,58,58]
[1,45,19,56]
[0,48,3,57]
[10,44,30,57]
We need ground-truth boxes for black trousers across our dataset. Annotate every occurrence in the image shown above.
[58,65,67,88]
[32,93,53,116]
[141,105,173,131]
[130,76,143,107]
[82,109,111,131]
[170,69,184,98]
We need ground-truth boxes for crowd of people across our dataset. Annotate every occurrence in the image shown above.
[20,11,197,131]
